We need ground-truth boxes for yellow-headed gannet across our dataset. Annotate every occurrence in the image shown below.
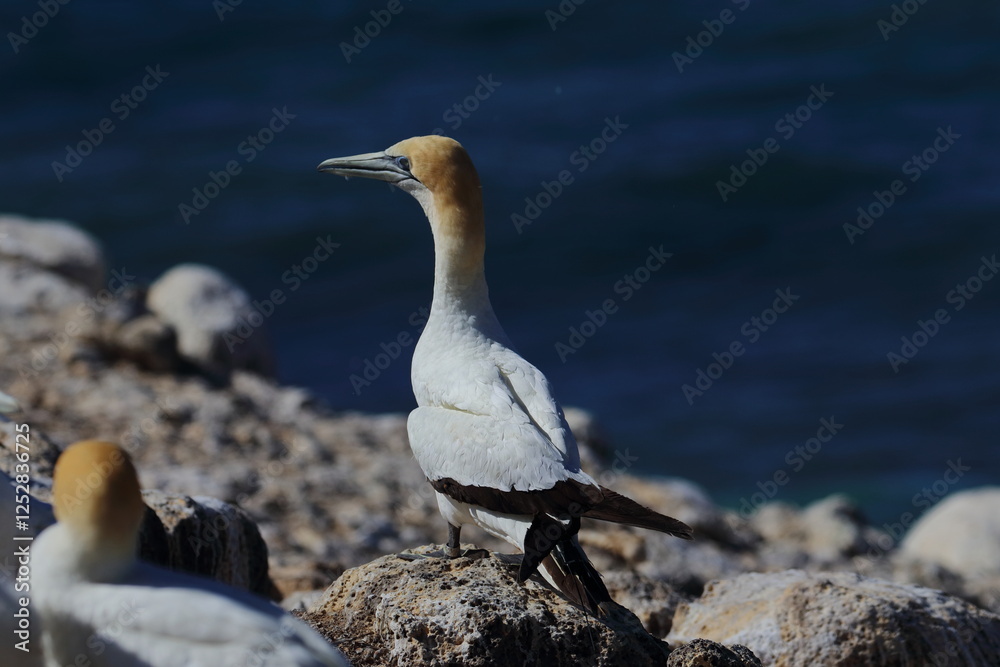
[318,136,692,615]
[34,441,350,667]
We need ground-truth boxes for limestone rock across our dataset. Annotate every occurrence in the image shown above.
[637,532,750,598]
[899,487,1000,579]
[666,639,761,667]
[0,213,106,292]
[603,569,687,638]
[617,476,754,552]
[895,487,1000,615]
[146,263,275,379]
[668,570,1000,666]
[750,495,877,568]
[142,489,275,598]
[107,312,182,372]
[0,260,91,316]
[303,548,672,666]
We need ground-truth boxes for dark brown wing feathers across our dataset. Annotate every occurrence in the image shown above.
[430,477,693,540]
[583,487,693,539]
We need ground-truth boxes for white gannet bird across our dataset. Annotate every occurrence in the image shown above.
[318,136,692,615]
[34,441,350,667]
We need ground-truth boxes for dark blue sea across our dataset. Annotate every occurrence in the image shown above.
[3,1,998,524]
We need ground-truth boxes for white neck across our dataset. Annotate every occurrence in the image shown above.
[407,184,492,320]
[36,522,137,584]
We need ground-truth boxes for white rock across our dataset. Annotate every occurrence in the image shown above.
[668,570,1000,666]
[0,261,90,315]
[900,487,1000,579]
[0,213,105,291]
[147,264,274,378]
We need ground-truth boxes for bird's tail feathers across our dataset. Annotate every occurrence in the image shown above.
[540,536,612,616]
[583,487,694,539]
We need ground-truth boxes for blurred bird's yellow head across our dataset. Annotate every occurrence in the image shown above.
[52,440,145,559]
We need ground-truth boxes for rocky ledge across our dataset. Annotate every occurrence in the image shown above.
[2,213,999,666]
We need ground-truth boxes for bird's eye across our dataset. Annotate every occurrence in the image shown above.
[396,156,411,171]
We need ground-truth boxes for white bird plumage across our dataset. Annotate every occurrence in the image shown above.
[33,440,350,667]
[319,136,691,615]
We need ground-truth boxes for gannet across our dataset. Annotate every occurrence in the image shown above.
[318,136,692,615]
[34,441,350,667]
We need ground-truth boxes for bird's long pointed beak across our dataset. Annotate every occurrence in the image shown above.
[317,151,411,183]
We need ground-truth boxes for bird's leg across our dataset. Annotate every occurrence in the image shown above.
[446,523,462,558]
[396,523,485,561]
[447,523,491,560]
[396,522,494,561]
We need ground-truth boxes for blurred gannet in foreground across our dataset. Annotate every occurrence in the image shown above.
[34,441,350,667]
[318,136,692,615]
